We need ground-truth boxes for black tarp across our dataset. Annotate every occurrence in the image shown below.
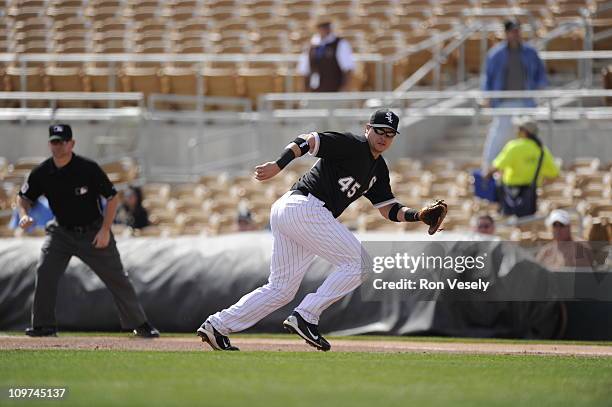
[1,232,610,339]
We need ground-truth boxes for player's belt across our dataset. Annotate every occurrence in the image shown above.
[290,189,308,197]
[62,219,103,233]
[289,189,329,210]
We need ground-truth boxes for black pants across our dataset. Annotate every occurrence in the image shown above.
[32,222,147,330]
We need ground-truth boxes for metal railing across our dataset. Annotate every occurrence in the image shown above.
[394,23,483,92]
[257,88,612,165]
[258,89,612,108]
[0,91,145,120]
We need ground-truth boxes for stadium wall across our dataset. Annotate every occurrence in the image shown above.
[1,232,610,339]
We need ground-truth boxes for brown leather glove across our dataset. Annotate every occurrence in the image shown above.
[417,199,448,235]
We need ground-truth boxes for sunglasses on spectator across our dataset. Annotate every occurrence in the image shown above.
[370,126,397,138]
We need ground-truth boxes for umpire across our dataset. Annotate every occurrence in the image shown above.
[17,124,159,338]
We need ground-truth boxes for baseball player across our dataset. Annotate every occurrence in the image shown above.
[197,109,446,351]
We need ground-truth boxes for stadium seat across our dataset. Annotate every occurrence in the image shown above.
[568,157,601,173]
[169,0,199,8]
[44,66,86,107]
[119,66,167,106]
[53,30,88,45]
[14,30,48,47]
[239,68,284,106]
[83,65,121,106]
[3,66,47,107]
[545,30,584,73]
[95,39,129,53]
[177,40,207,54]
[203,68,244,101]
[161,66,202,109]
[46,6,80,22]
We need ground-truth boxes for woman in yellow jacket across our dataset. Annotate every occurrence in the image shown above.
[486,117,560,217]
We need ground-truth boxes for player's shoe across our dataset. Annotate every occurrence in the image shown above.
[283,311,331,352]
[133,322,160,338]
[197,320,239,351]
[25,326,57,337]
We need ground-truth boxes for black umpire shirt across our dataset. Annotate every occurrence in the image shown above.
[19,154,117,228]
[293,131,396,218]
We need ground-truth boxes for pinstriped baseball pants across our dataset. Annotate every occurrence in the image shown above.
[208,191,366,335]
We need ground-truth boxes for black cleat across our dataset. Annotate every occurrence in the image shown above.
[283,312,331,352]
[197,320,239,351]
[133,322,160,338]
[25,327,57,337]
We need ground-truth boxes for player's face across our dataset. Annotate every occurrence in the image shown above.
[366,125,396,155]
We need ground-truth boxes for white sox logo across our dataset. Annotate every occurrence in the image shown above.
[385,112,393,124]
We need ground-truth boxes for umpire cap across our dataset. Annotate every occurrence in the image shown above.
[49,124,73,141]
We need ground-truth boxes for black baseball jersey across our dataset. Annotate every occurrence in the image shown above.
[292,131,396,218]
[19,153,117,227]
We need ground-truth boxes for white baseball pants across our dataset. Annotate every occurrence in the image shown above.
[208,191,367,335]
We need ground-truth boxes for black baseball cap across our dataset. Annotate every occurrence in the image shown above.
[504,19,520,31]
[369,109,400,134]
[49,124,72,141]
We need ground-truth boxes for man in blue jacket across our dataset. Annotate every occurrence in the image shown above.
[481,20,547,171]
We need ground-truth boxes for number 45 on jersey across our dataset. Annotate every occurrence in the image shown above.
[338,176,376,198]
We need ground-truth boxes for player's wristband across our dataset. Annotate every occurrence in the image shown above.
[388,203,405,222]
[275,148,296,169]
[292,137,310,155]
[404,208,419,222]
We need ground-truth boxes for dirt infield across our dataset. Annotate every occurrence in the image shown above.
[1,335,612,357]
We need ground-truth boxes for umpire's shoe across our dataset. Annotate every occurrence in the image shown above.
[197,320,239,351]
[133,322,160,338]
[283,312,331,352]
[25,326,57,337]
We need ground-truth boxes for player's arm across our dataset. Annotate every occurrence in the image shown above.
[254,133,316,181]
[92,163,118,248]
[17,169,43,229]
[17,195,34,229]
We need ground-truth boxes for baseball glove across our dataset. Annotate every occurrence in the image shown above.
[417,199,448,235]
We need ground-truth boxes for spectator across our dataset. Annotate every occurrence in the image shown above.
[115,186,149,230]
[297,20,355,92]
[486,117,559,217]
[536,209,594,269]
[235,203,257,232]
[471,214,496,235]
[482,19,548,172]
[9,196,54,235]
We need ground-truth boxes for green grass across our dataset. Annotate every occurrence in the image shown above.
[1,350,611,407]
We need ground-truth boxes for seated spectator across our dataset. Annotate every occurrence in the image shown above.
[536,209,594,270]
[9,196,54,235]
[115,186,150,230]
[486,117,559,217]
[236,205,257,232]
[471,214,496,235]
